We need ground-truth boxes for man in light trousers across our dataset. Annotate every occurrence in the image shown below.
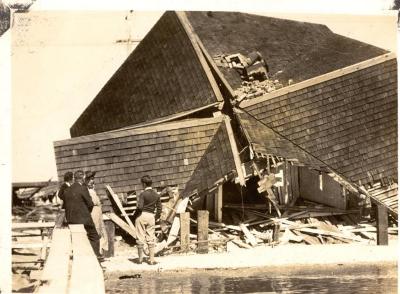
[135,175,162,265]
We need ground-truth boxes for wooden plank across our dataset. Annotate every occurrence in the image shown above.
[273,223,281,242]
[382,198,398,206]
[291,165,300,203]
[105,184,136,230]
[12,222,55,230]
[290,211,355,219]
[230,238,252,249]
[12,181,58,189]
[104,220,115,258]
[12,242,51,249]
[195,32,236,98]
[206,193,215,219]
[224,203,268,210]
[223,116,246,185]
[292,227,364,242]
[40,229,48,260]
[376,205,389,245]
[197,210,209,254]
[215,185,223,223]
[105,213,137,239]
[167,197,189,245]
[69,225,105,294]
[39,228,71,294]
[349,227,397,233]
[175,11,224,103]
[239,224,257,246]
[284,161,290,205]
[180,212,190,252]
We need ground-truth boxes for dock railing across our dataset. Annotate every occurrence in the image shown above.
[37,224,105,294]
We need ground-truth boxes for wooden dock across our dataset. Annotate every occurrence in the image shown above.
[37,224,105,294]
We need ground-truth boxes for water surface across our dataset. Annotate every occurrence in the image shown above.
[106,263,397,293]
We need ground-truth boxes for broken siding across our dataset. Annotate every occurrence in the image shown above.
[241,58,397,186]
[70,11,220,137]
[55,117,236,211]
[186,11,387,90]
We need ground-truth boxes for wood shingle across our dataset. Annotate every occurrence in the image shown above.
[70,11,222,137]
[186,11,387,90]
[240,56,397,186]
[55,117,237,211]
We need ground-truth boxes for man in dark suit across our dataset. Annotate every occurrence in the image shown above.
[58,171,73,208]
[64,170,100,257]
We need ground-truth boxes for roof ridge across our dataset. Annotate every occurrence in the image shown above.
[55,116,225,147]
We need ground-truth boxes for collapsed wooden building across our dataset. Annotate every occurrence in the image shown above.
[54,11,398,251]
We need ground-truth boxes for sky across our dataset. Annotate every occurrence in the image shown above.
[6,2,399,183]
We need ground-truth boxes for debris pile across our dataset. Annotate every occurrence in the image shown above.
[152,197,398,256]
[213,51,285,103]
[214,51,269,81]
[234,79,284,103]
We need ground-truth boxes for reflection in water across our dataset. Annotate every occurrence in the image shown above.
[106,264,397,294]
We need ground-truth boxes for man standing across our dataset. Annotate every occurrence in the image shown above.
[84,171,108,256]
[57,171,73,207]
[135,175,162,265]
[64,170,100,258]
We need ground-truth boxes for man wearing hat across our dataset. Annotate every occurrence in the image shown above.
[64,170,100,257]
[84,171,108,256]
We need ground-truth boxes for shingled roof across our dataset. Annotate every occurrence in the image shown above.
[55,116,238,210]
[187,11,388,90]
[239,53,397,186]
[70,11,387,138]
[70,11,223,137]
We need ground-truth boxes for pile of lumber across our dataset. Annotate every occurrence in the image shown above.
[201,200,398,249]
[105,184,398,257]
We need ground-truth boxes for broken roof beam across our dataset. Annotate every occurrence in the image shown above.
[176,11,224,103]
[223,116,246,186]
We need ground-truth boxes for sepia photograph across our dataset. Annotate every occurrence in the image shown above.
[1,0,398,293]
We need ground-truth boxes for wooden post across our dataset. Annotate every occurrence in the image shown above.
[197,210,209,254]
[273,223,280,243]
[376,205,388,245]
[206,193,214,219]
[40,228,49,261]
[54,210,65,228]
[180,212,190,252]
[104,220,115,258]
[214,185,223,223]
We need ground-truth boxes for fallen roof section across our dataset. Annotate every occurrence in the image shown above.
[239,54,397,188]
[56,116,238,209]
